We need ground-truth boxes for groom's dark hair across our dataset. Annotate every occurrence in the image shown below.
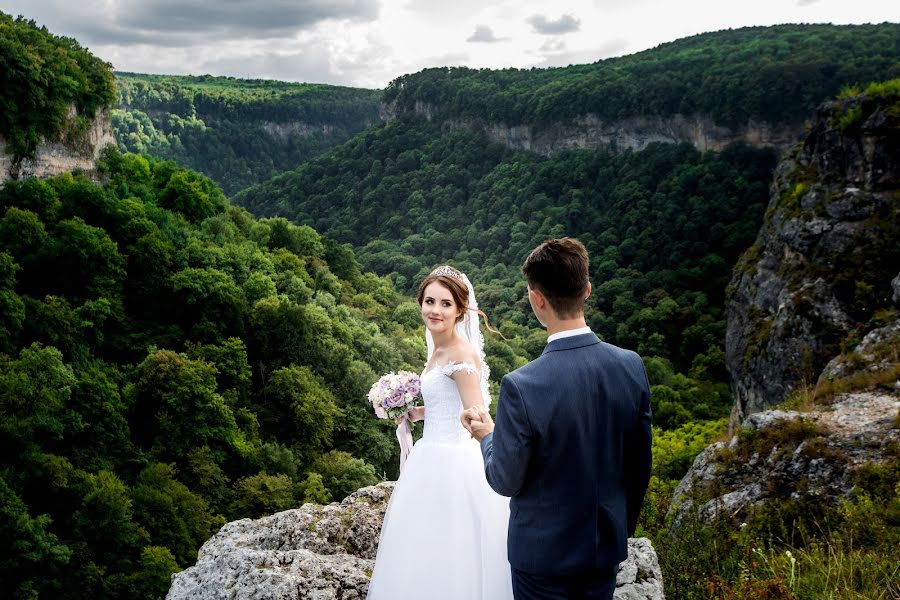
[522,238,589,319]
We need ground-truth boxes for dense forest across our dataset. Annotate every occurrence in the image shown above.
[113,73,382,195]
[0,148,447,596]
[384,24,900,128]
[236,116,776,427]
[0,12,116,159]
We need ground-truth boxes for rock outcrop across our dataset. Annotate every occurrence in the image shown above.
[381,100,802,156]
[167,483,665,600]
[0,106,116,182]
[671,391,899,527]
[260,121,337,140]
[726,90,900,423]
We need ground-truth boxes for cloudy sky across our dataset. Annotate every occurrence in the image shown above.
[2,0,896,89]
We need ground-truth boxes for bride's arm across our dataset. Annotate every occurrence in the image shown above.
[449,348,487,411]
[452,367,485,412]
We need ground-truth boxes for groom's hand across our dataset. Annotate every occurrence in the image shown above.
[464,406,494,442]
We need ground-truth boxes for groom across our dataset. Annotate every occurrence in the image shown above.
[462,238,652,600]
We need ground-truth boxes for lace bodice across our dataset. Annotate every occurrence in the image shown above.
[420,362,484,443]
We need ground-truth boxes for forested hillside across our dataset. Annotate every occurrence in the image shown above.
[237,116,775,422]
[113,73,382,195]
[0,13,116,159]
[385,24,900,128]
[0,148,440,596]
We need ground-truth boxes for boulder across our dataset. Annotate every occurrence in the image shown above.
[168,483,665,600]
[671,392,899,528]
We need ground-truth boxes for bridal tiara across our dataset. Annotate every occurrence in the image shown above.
[430,265,464,282]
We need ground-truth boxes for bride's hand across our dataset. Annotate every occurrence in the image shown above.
[395,407,425,424]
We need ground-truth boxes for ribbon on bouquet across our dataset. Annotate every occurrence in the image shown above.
[395,414,414,472]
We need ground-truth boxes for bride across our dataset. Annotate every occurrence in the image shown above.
[366,265,513,599]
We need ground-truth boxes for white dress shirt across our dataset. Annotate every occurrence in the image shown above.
[547,326,593,344]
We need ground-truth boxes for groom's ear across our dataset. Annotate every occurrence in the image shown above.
[529,287,550,311]
[584,281,592,300]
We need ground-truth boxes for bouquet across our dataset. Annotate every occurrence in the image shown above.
[368,371,423,470]
[368,371,423,420]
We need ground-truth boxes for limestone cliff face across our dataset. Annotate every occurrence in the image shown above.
[0,106,116,182]
[167,483,665,600]
[725,91,900,423]
[260,121,337,139]
[380,100,802,155]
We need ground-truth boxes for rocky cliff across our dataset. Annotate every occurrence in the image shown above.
[675,262,898,524]
[0,106,116,182]
[671,390,899,528]
[726,89,900,423]
[167,482,665,600]
[380,100,802,156]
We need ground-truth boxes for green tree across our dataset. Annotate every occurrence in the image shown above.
[262,365,343,464]
[0,475,72,600]
[229,472,296,518]
[311,450,379,501]
[124,546,180,600]
[131,463,223,567]
[158,170,227,223]
[131,349,244,466]
[297,472,331,504]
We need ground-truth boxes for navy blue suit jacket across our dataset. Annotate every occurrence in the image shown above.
[480,332,652,576]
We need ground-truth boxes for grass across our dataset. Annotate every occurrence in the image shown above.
[645,388,899,599]
[781,322,900,411]
[722,538,900,600]
[650,456,900,599]
[714,417,822,469]
[834,78,900,133]
[783,364,900,412]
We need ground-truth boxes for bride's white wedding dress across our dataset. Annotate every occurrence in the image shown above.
[366,361,513,599]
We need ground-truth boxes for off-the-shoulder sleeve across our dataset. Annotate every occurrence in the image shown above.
[441,361,481,379]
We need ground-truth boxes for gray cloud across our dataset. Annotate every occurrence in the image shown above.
[1,0,379,47]
[466,25,507,43]
[796,0,821,5]
[118,0,378,33]
[527,14,581,35]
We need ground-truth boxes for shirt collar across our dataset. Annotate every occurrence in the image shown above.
[547,326,592,344]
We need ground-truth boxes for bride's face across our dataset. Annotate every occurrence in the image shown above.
[420,281,460,334]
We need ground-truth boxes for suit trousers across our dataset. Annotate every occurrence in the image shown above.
[511,566,617,600]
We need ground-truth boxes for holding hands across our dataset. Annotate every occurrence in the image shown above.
[460,405,494,441]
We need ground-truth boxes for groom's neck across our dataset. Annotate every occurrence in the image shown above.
[544,314,588,337]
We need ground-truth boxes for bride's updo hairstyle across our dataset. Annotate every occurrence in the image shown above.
[417,265,500,334]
